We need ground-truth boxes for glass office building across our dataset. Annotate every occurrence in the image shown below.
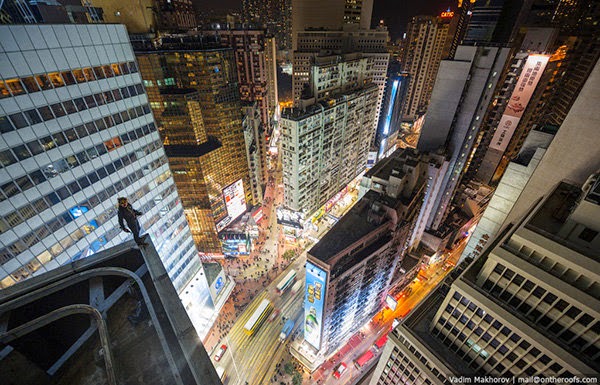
[0,24,216,338]
[135,38,252,253]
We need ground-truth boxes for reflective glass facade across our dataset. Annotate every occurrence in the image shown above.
[0,24,216,338]
[136,47,252,253]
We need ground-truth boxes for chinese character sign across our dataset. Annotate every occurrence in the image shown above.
[490,55,550,152]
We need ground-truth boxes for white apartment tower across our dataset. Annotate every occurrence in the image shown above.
[401,14,453,122]
[0,24,216,338]
[293,30,390,128]
[281,79,379,216]
[292,149,427,371]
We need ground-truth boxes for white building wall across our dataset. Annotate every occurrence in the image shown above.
[281,85,378,215]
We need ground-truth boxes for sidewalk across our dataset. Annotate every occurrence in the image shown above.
[203,163,299,353]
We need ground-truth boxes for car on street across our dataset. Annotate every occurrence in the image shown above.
[333,363,347,379]
[268,308,281,322]
[214,344,227,362]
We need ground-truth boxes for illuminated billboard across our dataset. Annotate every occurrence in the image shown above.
[220,232,251,256]
[490,55,549,152]
[304,262,327,350]
[276,207,304,229]
[216,179,247,232]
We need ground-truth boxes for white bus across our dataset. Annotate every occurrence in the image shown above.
[243,299,273,336]
[276,269,297,295]
[291,280,303,295]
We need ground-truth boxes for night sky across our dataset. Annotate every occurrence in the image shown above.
[199,0,457,40]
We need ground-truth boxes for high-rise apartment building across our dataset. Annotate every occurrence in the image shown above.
[0,24,218,337]
[242,102,264,206]
[281,56,379,216]
[373,70,408,160]
[135,36,252,253]
[203,29,273,128]
[370,177,600,383]
[444,0,475,60]
[293,29,389,127]
[291,0,374,50]
[469,50,552,185]
[292,149,427,370]
[201,28,275,183]
[401,13,453,122]
[265,35,279,120]
[242,0,292,50]
[417,46,511,231]
[503,0,600,163]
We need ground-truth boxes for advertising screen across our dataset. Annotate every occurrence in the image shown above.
[216,179,246,232]
[276,207,304,229]
[490,55,549,152]
[220,232,251,256]
[304,262,327,350]
[223,179,246,221]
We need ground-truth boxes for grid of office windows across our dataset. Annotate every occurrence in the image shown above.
[0,61,138,99]
[503,239,600,300]
[431,290,578,378]
[0,121,156,202]
[481,261,599,361]
[0,142,165,258]
[0,83,146,135]
[376,335,446,385]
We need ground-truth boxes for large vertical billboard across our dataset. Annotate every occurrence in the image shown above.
[305,261,327,350]
[216,179,246,232]
[490,54,550,152]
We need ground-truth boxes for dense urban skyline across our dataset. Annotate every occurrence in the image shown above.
[0,0,598,384]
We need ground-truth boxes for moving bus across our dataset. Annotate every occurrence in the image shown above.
[373,334,388,350]
[243,299,273,335]
[354,349,375,369]
[291,280,303,295]
[276,269,297,295]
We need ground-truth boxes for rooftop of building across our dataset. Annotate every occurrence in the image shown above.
[131,33,232,53]
[281,83,378,121]
[457,180,600,372]
[0,240,218,385]
[524,180,599,259]
[365,148,422,181]
[309,189,399,264]
[399,253,421,272]
[163,137,222,158]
